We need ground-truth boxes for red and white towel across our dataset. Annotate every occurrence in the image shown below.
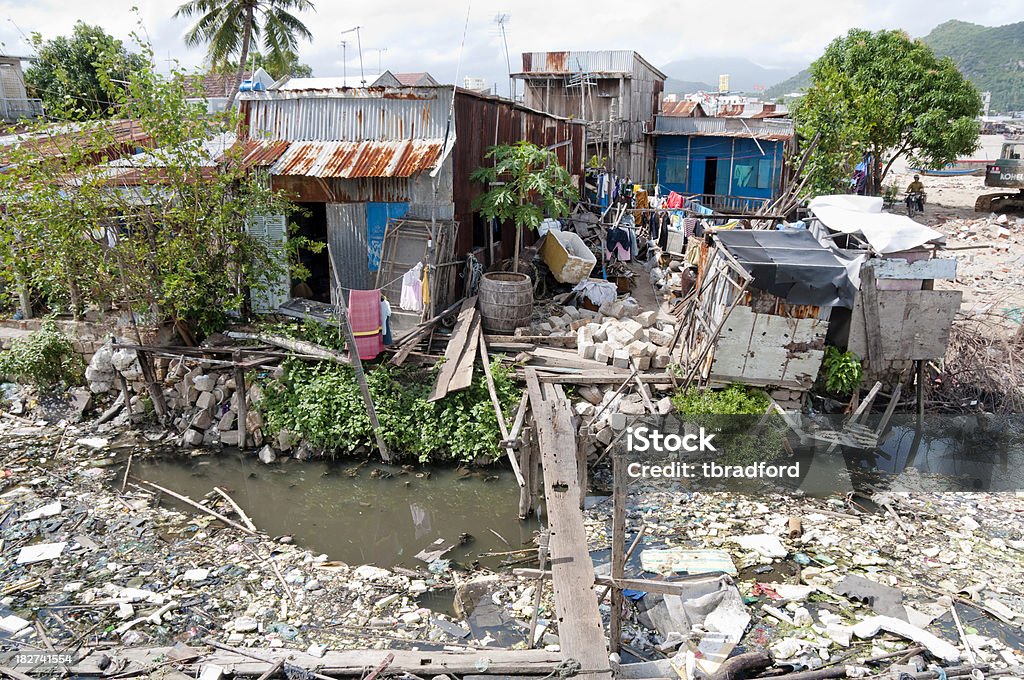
[348,289,384,360]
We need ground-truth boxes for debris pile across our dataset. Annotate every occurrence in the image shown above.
[582,487,1024,677]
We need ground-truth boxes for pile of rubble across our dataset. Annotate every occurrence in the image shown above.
[84,344,268,452]
[582,483,1024,676]
[520,302,675,372]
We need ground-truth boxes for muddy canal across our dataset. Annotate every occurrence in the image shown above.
[125,452,541,569]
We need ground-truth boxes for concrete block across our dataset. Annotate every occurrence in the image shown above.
[563,306,580,320]
[595,426,614,445]
[548,316,567,330]
[635,355,651,371]
[190,410,213,430]
[578,341,597,361]
[182,429,203,447]
[637,311,658,328]
[570,318,589,331]
[618,400,647,415]
[534,322,553,334]
[217,410,237,432]
[196,391,217,412]
[220,430,240,447]
[612,349,630,369]
[618,319,645,341]
[651,353,672,369]
[649,328,674,346]
[578,386,603,405]
[192,374,216,392]
[588,324,607,343]
[594,343,615,364]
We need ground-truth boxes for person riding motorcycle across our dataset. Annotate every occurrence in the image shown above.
[906,175,925,212]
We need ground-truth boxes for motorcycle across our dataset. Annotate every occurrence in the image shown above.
[905,191,925,217]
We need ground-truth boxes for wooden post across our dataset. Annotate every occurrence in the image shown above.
[609,453,626,654]
[326,242,391,463]
[136,350,167,424]
[860,265,884,365]
[233,350,248,449]
[916,360,925,424]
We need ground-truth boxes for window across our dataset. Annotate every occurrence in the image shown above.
[730,158,775,191]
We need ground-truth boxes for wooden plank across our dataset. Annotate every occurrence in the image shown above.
[535,372,670,384]
[448,314,481,392]
[609,454,626,654]
[526,370,610,677]
[873,257,956,280]
[478,329,525,488]
[486,334,577,348]
[70,648,565,678]
[859,266,884,363]
[233,351,248,449]
[428,297,478,402]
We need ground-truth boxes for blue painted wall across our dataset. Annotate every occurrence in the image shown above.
[655,135,784,200]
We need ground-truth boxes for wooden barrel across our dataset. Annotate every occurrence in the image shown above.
[478,272,533,334]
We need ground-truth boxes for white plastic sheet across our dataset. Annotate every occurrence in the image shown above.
[809,194,946,254]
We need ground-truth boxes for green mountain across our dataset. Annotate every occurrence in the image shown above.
[764,20,1024,113]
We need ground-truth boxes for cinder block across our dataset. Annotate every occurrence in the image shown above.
[648,328,674,346]
[637,311,658,328]
[612,349,630,369]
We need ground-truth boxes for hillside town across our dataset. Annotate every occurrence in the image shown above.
[0,3,1022,680]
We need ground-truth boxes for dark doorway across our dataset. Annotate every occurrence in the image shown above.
[292,203,331,302]
[703,157,718,195]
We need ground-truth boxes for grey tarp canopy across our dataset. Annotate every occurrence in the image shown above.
[715,229,856,308]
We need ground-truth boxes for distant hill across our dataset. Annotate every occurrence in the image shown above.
[764,20,1024,113]
[660,57,798,94]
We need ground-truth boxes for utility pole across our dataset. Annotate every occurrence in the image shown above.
[494,14,513,100]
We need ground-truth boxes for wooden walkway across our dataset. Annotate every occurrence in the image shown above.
[525,369,612,678]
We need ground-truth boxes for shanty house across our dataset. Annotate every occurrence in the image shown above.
[679,229,857,408]
[652,113,793,213]
[234,80,584,327]
[0,55,42,121]
[512,51,665,184]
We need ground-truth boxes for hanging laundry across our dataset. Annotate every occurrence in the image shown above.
[400,262,424,312]
[665,191,684,209]
[421,266,431,306]
[606,226,633,262]
[380,296,393,346]
[348,289,384,360]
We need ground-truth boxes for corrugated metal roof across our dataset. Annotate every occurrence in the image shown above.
[268,139,443,178]
[652,116,794,140]
[660,101,706,117]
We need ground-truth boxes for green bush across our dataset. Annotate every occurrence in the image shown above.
[0,320,84,388]
[259,358,520,463]
[820,346,862,396]
[671,384,786,465]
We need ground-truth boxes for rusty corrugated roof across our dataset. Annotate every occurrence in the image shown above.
[264,138,443,178]
[661,101,706,117]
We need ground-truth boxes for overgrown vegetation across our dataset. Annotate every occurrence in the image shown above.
[672,384,786,465]
[1,28,311,336]
[820,347,863,397]
[259,358,520,463]
[0,321,84,388]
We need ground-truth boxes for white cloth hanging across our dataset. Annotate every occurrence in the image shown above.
[400,262,424,312]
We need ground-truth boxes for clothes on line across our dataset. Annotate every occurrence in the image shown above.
[400,262,424,312]
[380,298,393,346]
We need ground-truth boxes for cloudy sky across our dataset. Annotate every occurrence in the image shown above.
[0,0,1021,95]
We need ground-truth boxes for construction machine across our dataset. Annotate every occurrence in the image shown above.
[976,141,1024,212]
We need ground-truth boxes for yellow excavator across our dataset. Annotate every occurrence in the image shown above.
[976,141,1024,213]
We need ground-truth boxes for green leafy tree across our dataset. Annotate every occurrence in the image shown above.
[470,141,579,273]
[211,48,313,79]
[0,36,310,336]
[24,22,146,118]
[795,29,981,196]
[175,0,316,108]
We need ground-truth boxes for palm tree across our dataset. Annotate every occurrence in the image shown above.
[175,0,316,107]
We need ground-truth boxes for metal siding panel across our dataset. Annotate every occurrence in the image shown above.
[245,88,451,142]
[327,202,369,293]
